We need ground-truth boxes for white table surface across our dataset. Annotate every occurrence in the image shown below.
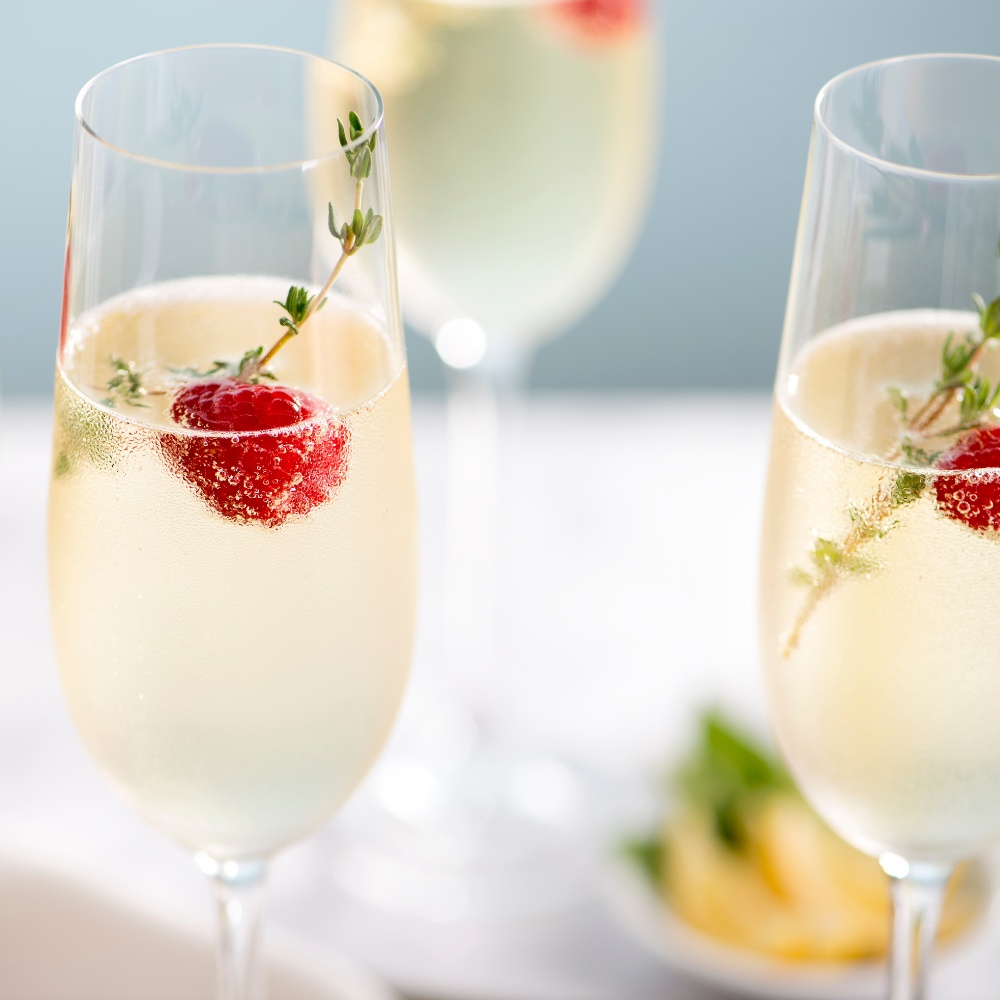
[2,393,998,1000]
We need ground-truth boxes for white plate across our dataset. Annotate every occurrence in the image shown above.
[0,850,398,1000]
[604,852,995,1000]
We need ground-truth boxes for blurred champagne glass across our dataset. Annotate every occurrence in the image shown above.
[332,0,659,916]
[340,0,658,377]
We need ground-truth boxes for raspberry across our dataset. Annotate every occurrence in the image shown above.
[164,378,349,528]
[548,0,643,43]
[934,426,1000,530]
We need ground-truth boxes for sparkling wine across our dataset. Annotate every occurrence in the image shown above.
[49,277,418,859]
[760,310,1000,862]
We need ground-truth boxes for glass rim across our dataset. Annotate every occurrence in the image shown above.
[815,52,1000,183]
[74,42,384,176]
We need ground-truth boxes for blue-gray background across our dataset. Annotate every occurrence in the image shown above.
[4,1,1000,397]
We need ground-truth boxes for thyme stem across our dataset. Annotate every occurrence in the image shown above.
[245,112,382,380]
[782,481,902,657]
[256,249,351,371]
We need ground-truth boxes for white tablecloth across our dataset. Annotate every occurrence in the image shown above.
[2,394,996,1000]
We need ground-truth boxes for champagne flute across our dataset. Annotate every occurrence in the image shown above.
[49,45,417,999]
[330,0,660,915]
[337,0,659,379]
[760,54,1000,999]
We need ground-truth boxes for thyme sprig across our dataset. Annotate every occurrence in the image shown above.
[103,356,151,408]
[167,351,279,385]
[784,263,1000,657]
[784,475,926,656]
[97,111,384,405]
[249,112,383,377]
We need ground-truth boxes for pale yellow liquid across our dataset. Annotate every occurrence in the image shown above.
[49,277,418,860]
[337,0,658,348]
[761,311,1000,862]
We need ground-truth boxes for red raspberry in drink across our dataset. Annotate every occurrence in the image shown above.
[165,377,349,528]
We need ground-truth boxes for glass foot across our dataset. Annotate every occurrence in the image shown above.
[319,704,608,922]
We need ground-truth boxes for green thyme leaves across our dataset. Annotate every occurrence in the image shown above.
[103,355,149,409]
[328,203,383,255]
[339,111,377,181]
[898,439,939,467]
[958,375,1000,428]
[251,110,384,377]
[891,470,928,506]
[233,347,277,383]
[273,285,326,340]
[887,386,909,422]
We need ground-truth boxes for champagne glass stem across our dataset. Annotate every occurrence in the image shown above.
[441,344,530,711]
[478,342,531,400]
[196,854,269,1000]
[881,854,952,1000]
[443,367,499,704]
